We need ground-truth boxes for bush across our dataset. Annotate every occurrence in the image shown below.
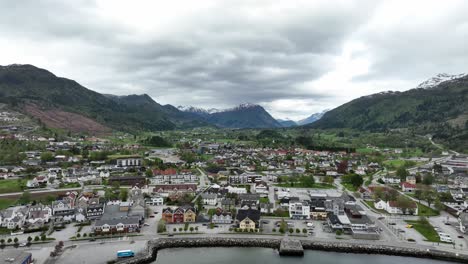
[336,230,343,236]
[288,228,294,234]
[173,228,177,232]
[83,233,87,237]
[76,233,81,238]
[34,236,40,242]
[302,228,307,234]
[272,228,276,232]
[295,228,300,233]
[27,236,32,242]
[13,237,18,244]
[179,227,183,232]
[41,234,46,241]
[7,238,12,243]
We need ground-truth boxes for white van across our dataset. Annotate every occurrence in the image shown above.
[439,233,452,243]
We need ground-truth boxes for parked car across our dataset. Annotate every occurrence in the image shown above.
[388,223,396,225]
[19,243,27,247]
[143,223,150,226]
[149,215,155,218]
[458,235,464,239]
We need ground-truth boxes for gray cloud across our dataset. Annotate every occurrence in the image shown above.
[0,1,467,120]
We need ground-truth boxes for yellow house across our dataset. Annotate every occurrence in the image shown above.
[239,217,256,230]
[236,208,260,230]
[184,208,196,223]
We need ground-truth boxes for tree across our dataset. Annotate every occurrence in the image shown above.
[350,174,363,188]
[7,238,12,243]
[301,175,315,187]
[396,167,408,181]
[337,160,348,174]
[422,174,434,185]
[27,236,32,242]
[302,228,307,234]
[288,228,294,234]
[18,191,31,205]
[189,227,194,233]
[40,151,55,162]
[434,199,445,212]
[396,195,413,215]
[0,239,4,245]
[145,169,153,178]
[157,220,167,233]
[41,234,46,241]
[423,190,436,208]
[34,236,40,242]
[414,189,423,203]
[120,188,128,202]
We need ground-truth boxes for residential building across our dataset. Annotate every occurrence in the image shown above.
[289,202,310,219]
[201,193,218,206]
[236,208,261,230]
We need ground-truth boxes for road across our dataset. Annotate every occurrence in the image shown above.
[191,168,211,203]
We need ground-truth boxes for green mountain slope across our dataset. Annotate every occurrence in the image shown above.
[0,64,186,132]
[311,76,468,130]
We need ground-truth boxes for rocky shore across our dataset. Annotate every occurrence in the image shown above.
[114,237,468,264]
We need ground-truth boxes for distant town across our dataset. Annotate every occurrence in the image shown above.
[0,116,468,264]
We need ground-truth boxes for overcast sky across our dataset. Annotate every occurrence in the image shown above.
[1,0,468,120]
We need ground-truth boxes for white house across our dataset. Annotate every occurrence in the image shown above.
[382,176,401,184]
[145,196,164,206]
[201,193,218,206]
[374,200,418,215]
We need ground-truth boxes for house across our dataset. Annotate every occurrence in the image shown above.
[375,199,418,215]
[182,206,197,223]
[289,202,310,219]
[221,198,235,210]
[93,217,140,234]
[382,176,401,184]
[406,176,416,185]
[162,208,174,223]
[401,182,417,192]
[239,194,260,208]
[145,196,164,206]
[116,157,142,167]
[225,186,247,194]
[109,175,146,186]
[52,200,75,221]
[211,208,232,224]
[153,184,197,196]
[252,182,268,196]
[28,204,52,224]
[86,204,105,219]
[236,208,261,230]
[259,203,273,214]
[459,212,468,233]
[201,193,218,206]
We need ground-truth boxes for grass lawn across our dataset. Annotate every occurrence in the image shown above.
[0,198,17,210]
[259,197,270,204]
[405,220,440,242]
[58,182,81,189]
[275,183,335,189]
[356,148,378,154]
[342,183,358,192]
[383,159,406,169]
[417,203,440,216]
[0,179,25,194]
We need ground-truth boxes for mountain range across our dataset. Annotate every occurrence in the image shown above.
[177,103,282,129]
[0,64,283,133]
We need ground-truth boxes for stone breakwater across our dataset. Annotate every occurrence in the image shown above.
[115,237,468,264]
[300,241,468,263]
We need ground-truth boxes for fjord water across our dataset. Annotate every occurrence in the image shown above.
[154,247,452,264]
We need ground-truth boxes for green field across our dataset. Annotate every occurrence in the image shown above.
[383,159,406,169]
[0,198,17,210]
[342,183,358,192]
[275,183,335,189]
[0,179,25,194]
[405,220,440,242]
[417,203,440,216]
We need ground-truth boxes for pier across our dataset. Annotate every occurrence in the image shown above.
[279,238,304,256]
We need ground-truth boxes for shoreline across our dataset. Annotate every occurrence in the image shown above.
[112,237,468,264]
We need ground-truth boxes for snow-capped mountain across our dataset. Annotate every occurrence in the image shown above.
[416,73,467,89]
[177,103,281,128]
[297,109,329,125]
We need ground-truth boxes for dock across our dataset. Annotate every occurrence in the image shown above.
[279,238,304,256]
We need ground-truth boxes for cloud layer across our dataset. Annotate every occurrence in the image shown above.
[1,0,468,120]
